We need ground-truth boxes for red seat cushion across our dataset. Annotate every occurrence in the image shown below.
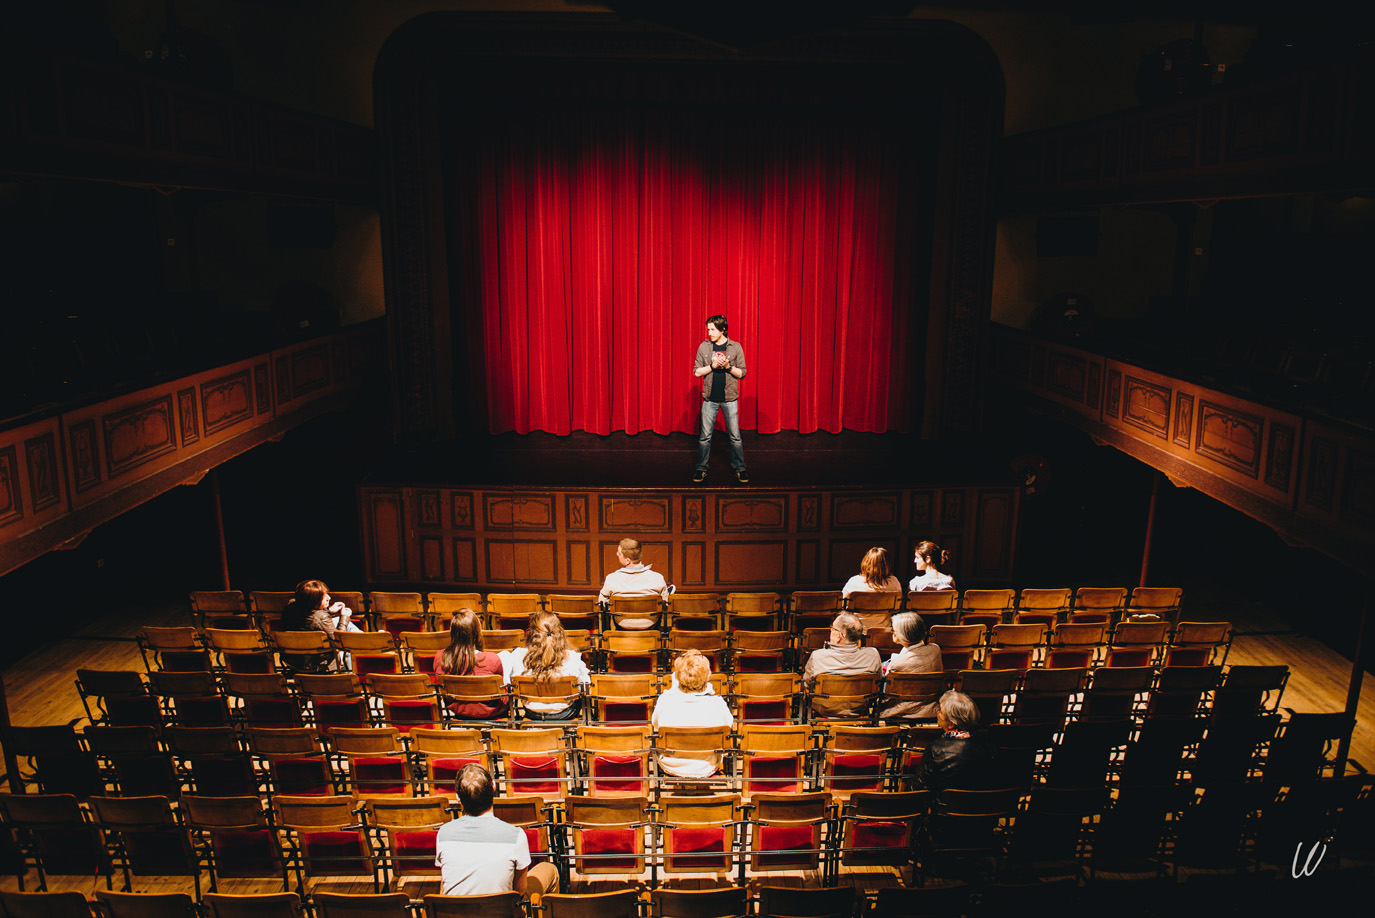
[745,755,800,795]
[211,829,277,878]
[392,829,438,873]
[508,756,561,796]
[300,830,369,875]
[756,825,816,868]
[667,826,729,871]
[831,753,883,792]
[352,757,410,796]
[580,828,639,870]
[591,754,645,794]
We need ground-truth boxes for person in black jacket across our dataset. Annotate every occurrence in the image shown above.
[917,690,996,799]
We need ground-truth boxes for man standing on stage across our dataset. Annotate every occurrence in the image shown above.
[693,315,748,483]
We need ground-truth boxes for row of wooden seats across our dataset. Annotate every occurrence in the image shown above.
[0,877,936,918]
[190,586,1186,633]
[6,772,1372,912]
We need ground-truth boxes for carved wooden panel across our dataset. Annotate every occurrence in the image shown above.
[23,434,60,514]
[599,541,671,586]
[485,493,555,531]
[566,541,591,585]
[417,490,441,527]
[798,495,821,531]
[1086,362,1102,412]
[1105,370,1122,419]
[683,542,706,585]
[1046,351,1087,402]
[1305,437,1338,512]
[796,540,820,583]
[201,370,253,436]
[1342,449,1375,526]
[1195,401,1262,477]
[254,363,272,415]
[274,355,292,405]
[365,490,406,579]
[940,491,964,528]
[1122,377,1170,439]
[69,420,101,493]
[566,495,589,532]
[289,344,332,398]
[486,540,558,583]
[683,495,706,533]
[178,388,200,447]
[1265,423,1296,493]
[451,492,475,529]
[973,489,1015,577]
[827,538,899,584]
[599,496,671,532]
[103,395,176,479]
[452,539,477,582]
[910,491,933,528]
[831,493,900,529]
[0,447,22,528]
[715,541,787,585]
[1172,393,1194,449]
[420,536,445,581]
[716,496,787,531]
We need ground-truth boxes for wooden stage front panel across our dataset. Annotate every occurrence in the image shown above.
[358,484,1020,592]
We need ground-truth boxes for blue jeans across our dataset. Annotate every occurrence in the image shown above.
[697,399,745,472]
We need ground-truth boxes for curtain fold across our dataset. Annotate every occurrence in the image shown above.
[472,103,912,436]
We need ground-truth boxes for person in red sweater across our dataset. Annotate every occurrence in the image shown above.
[433,608,507,720]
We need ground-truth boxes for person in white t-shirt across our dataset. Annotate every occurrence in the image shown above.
[841,547,903,598]
[435,763,558,897]
[599,538,671,630]
[909,540,956,592]
[651,650,733,778]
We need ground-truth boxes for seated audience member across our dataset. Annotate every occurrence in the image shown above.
[434,608,508,719]
[880,612,942,719]
[803,612,882,717]
[278,579,359,673]
[909,540,955,592]
[599,537,672,629]
[436,763,559,896]
[917,690,996,800]
[841,547,903,598]
[503,612,591,721]
[652,649,734,778]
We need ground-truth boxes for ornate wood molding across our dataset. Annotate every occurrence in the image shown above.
[990,325,1374,573]
[358,482,1020,591]
[0,324,385,577]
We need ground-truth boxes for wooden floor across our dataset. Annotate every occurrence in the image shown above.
[1,596,1371,897]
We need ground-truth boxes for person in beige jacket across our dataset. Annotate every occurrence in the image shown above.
[599,538,670,630]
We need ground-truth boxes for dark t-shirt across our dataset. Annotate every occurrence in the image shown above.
[709,341,728,403]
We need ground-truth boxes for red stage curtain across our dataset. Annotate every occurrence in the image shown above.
[473,104,913,435]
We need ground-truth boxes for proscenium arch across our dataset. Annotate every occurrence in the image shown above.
[374,12,1003,441]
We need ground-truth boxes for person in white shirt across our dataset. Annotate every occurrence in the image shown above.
[502,612,590,721]
[435,763,558,897]
[909,540,956,592]
[599,538,671,630]
[651,649,733,778]
[841,547,903,598]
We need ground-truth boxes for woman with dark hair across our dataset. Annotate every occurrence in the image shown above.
[504,612,590,721]
[279,579,356,673]
[917,691,996,798]
[910,540,955,592]
[433,608,508,719]
[841,547,903,598]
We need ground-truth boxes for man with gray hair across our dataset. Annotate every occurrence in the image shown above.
[917,690,996,797]
[802,612,882,717]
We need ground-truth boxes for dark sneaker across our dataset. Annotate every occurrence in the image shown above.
[736,470,750,484]
[693,469,707,483]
